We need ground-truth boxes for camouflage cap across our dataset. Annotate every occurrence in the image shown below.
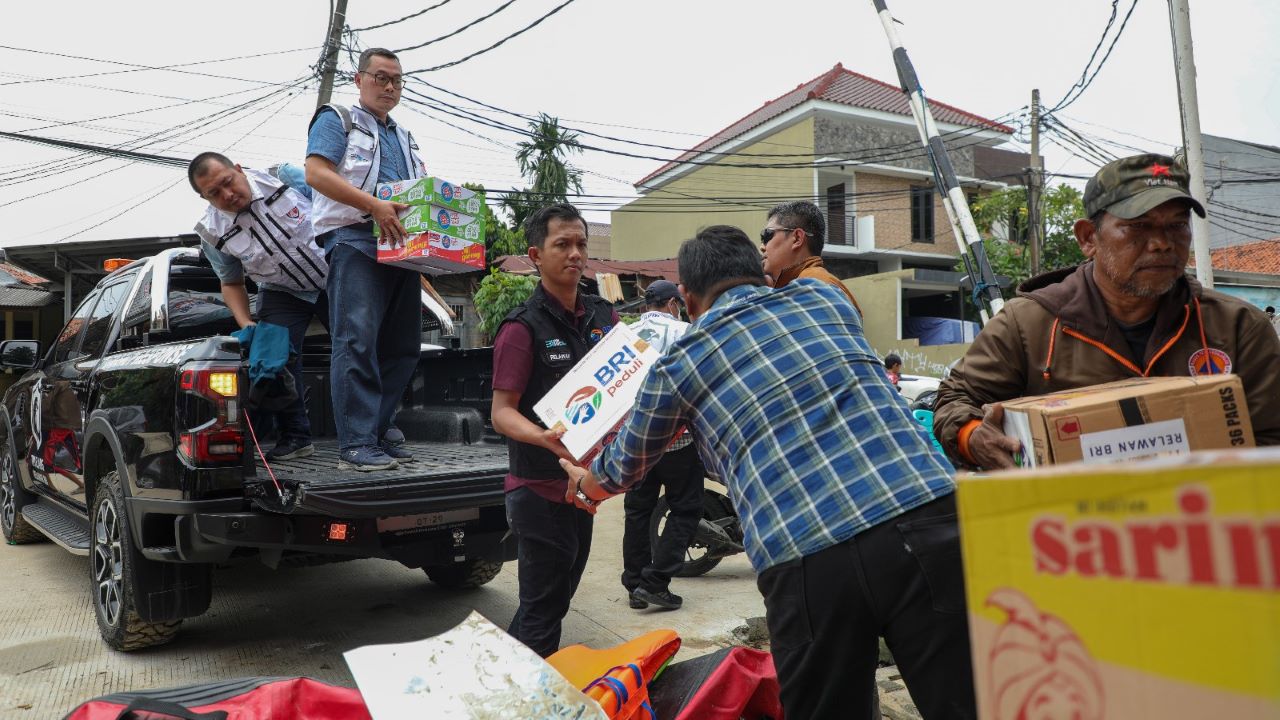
[1083,153,1206,220]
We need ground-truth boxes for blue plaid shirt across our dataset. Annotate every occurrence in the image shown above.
[591,279,955,572]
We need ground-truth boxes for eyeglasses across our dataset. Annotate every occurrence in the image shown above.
[360,71,404,89]
[760,226,795,246]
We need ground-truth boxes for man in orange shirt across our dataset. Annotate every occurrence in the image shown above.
[760,200,862,315]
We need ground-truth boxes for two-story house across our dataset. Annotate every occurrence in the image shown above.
[610,63,1028,280]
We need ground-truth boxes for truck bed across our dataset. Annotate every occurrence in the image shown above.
[254,440,511,517]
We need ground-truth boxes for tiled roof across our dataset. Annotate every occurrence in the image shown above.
[0,262,49,286]
[497,255,677,282]
[1190,238,1280,275]
[0,286,56,308]
[637,63,1013,187]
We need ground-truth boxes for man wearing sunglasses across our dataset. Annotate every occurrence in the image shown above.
[305,47,428,471]
[760,200,862,316]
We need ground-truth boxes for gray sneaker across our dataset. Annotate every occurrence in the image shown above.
[337,446,398,472]
[266,438,314,461]
[379,441,415,463]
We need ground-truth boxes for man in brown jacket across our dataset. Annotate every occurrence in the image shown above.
[935,154,1280,469]
[761,201,863,314]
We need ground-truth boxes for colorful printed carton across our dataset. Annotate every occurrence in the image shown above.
[1001,375,1252,468]
[373,175,487,274]
[957,449,1280,719]
[376,231,485,275]
[375,177,485,215]
[532,324,660,463]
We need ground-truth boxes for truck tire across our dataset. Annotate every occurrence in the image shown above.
[1,441,44,545]
[424,558,503,589]
[90,472,181,651]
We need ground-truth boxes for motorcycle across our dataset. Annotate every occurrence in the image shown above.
[649,478,745,577]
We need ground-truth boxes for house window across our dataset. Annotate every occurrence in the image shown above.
[827,183,848,245]
[911,185,935,243]
[440,304,465,338]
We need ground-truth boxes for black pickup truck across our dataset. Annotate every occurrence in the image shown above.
[0,248,513,650]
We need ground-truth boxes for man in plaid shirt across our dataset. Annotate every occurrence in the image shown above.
[562,226,974,719]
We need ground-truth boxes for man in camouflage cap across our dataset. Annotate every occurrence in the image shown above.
[934,154,1280,469]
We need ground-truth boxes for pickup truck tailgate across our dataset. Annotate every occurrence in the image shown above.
[253,440,510,517]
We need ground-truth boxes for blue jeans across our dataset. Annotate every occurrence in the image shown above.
[327,243,422,451]
[256,289,330,444]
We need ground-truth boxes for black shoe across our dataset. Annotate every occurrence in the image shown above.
[265,438,314,461]
[628,590,648,610]
[633,587,682,610]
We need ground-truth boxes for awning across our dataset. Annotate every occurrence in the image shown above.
[0,286,57,308]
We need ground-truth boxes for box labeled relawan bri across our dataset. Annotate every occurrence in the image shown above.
[958,449,1280,719]
[1001,375,1252,468]
[533,324,660,463]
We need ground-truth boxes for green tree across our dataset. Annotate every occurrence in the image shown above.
[465,182,527,265]
[504,113,584,221]
[965,184,1087,288]
[472,268,538,340]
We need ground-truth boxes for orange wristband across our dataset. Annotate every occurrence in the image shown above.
[957,418,983,465]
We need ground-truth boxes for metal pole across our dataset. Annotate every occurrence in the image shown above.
[316,0,349,109]
[1028,89,1042,276]
[1168,0,1214,287]
[870,0,1005,323]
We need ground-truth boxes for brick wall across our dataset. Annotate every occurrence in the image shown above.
[853,173,961,257]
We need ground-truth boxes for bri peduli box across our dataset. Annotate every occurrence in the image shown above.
[1000,374,1253,468]
[957,448,1280,719]
[532,323,661,463]
[374,177,487,275]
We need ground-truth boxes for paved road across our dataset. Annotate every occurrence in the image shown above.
[0,498,766,717]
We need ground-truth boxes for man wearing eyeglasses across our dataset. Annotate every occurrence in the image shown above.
[760,200,862,316]
[305,47,428,471]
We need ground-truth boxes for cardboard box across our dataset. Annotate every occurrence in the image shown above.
[376,177,485,215]
[957,449,1280,718]
[376,231,485,275]
[1001,375,1253,468]
[532,324,660,463]
[374,176,488,275]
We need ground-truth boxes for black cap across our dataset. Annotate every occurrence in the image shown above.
[1083,153,1206,220]
[643,280,682,305]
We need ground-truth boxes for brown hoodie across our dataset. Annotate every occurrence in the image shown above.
[934,262,1280,465]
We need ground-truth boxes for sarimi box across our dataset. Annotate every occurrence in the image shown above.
[376,231,485,275]
[1000,375,1252,468]
[533,324,660,463]
[957,449,1280,718]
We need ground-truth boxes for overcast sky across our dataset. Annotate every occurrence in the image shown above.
[1,0,1275,249]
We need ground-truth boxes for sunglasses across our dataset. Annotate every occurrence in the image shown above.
[760,226,795,246]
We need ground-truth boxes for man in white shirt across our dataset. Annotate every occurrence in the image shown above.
[620,280,705,610]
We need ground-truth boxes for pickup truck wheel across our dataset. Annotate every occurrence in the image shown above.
[90,472,181,651]
[424,558,503,589]
[1,444,43,544]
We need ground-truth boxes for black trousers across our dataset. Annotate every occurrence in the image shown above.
[756,494,976,720]
[504,486,594,658]
[251,289,330,444]
[620,443,704,594]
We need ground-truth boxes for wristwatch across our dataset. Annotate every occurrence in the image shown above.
[574,477,598,507]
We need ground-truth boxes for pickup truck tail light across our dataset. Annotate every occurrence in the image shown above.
[177,364,243,465]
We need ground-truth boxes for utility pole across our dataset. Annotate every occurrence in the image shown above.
[870,0,1004,323]
[316,0,349,110]
[1027,89,1042,276]
[1168,0,1214,288]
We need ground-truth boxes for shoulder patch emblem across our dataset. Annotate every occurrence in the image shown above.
[1188,347,1232,375]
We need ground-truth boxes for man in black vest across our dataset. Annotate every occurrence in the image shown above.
[491,203,619,657]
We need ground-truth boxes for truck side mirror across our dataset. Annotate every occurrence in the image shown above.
[0,340,40,369]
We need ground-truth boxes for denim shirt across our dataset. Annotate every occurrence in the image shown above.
[306,105,410,259]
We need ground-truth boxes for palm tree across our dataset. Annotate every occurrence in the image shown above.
[513,113,584,204]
